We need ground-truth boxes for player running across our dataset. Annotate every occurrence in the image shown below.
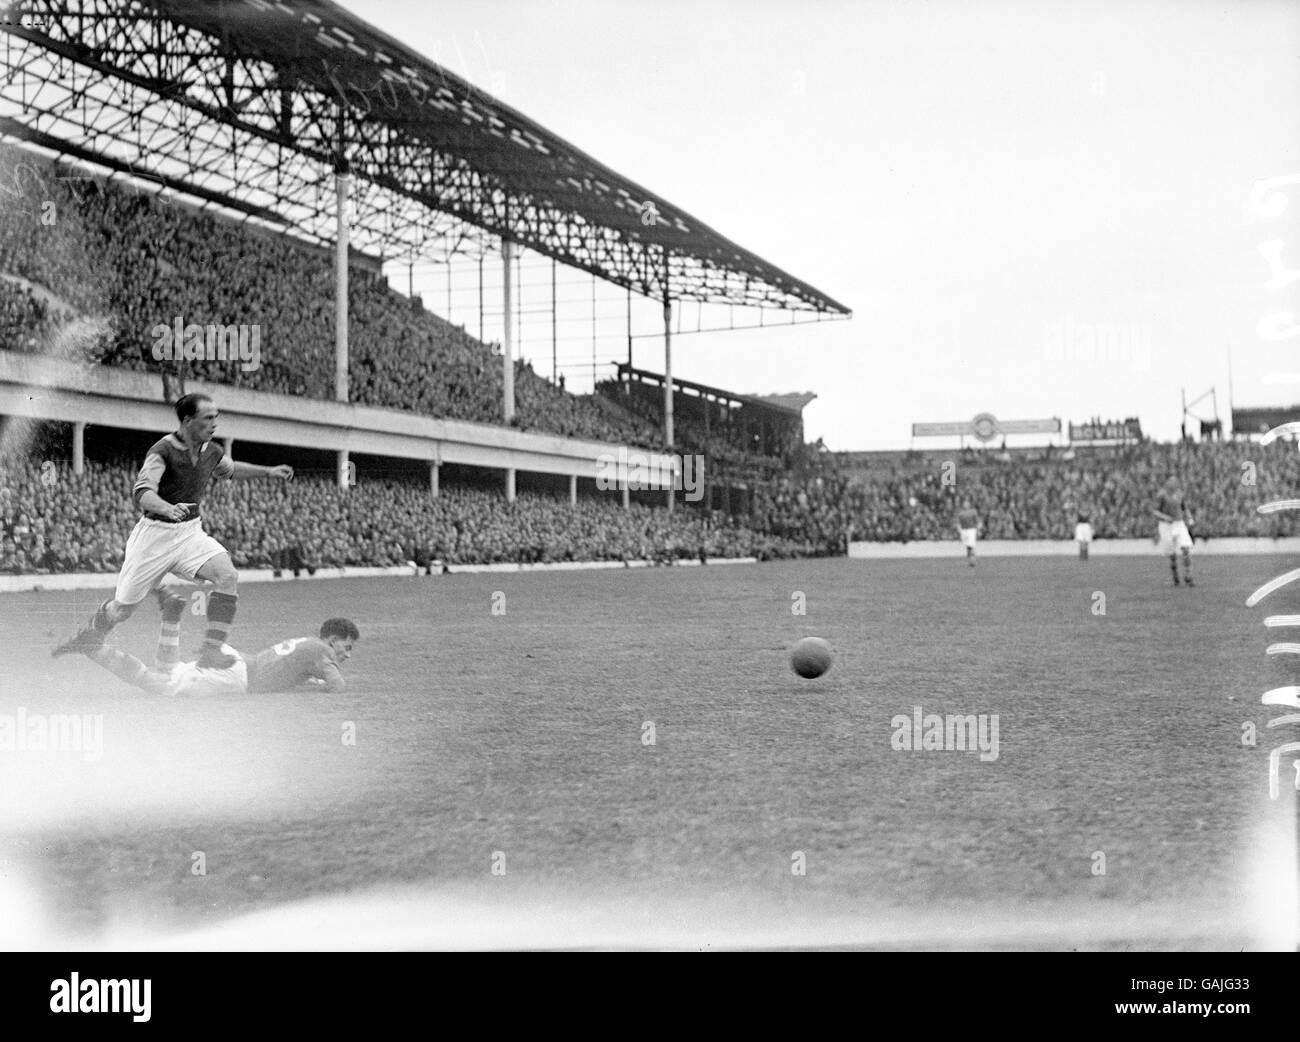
[1154,475,1194,586]
[956,498,979,567]
[52,393,293,668]
[68,588,359,696]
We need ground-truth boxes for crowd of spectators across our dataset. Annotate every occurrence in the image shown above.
[8,146,1300,563]
[752,439,1300,545]
[1,143,810,473]
[0,144,655,445]
[6,436,1300,576]
[0,454,803,575]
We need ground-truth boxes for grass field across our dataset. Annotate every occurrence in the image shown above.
[1,554,1297,950]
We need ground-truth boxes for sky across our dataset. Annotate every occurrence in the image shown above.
[339,0,1300,450]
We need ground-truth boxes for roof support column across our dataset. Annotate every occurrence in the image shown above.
[663,293,673,512]
[335,165,350,403]
[503,238,515,424]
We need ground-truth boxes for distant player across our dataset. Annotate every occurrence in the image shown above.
[70,589,359,696]
[52,393,293,667]
[1074,509,1093,561]
[1154,475,1194,586]
[956,499,979,567]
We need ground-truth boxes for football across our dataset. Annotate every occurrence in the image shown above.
[790,636,833,679]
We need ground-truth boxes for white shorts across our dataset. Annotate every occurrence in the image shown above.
[960,528,978,549]
[161,647,248,697]
[1075,523,1093,543]
[115,516,228,605]
[1157,520,1192,553]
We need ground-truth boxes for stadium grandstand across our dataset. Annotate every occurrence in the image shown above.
[0,1,1296,580]
[0,0,851,579]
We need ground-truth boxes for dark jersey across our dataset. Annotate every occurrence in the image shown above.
[1155,492,1188,521]
[133,433,234,522]
[245,637,345,694]
[957,507,979,529]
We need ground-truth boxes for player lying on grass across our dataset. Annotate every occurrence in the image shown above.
[67,589,359,696]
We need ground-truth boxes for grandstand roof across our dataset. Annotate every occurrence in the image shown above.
[0,0,850,315]
[751,392,817,415]
[614,363,813,419]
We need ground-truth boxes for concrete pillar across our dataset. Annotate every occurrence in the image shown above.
[569,473,577,506]
[622,483,630,511]
[222,436,234,459]
[505,467,516,503]
[72,421,85,475]
[337,449,350,491]
[430,461,440,499]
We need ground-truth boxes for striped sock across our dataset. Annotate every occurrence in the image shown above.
[156,620,181,668]
[203,591,237,651]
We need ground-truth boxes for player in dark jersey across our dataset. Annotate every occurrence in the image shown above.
[1153,475,1194,586]
[245,618,359,693]
[956,500,979,566]
[73,591,359,696]
[53,393,293,667]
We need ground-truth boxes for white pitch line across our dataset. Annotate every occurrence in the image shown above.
[1260,422,1300,446]
[1257,500,1300,515]
[1269,742,1300,800]
[1247,568,1300,607]
[1266,643,1300,655]
[1264,615,1300,627]
[1261,687,1300,709]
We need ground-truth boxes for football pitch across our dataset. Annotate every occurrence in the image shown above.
[2,554,1296,951]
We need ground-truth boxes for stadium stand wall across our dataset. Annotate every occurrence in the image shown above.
[0,351,679,483]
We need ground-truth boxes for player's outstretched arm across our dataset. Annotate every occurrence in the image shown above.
[230,460,294,481]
